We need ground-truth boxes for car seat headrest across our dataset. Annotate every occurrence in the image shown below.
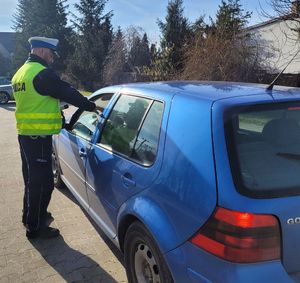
[262,118,300,146]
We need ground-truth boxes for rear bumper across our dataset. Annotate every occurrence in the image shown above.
[165,242,294,283]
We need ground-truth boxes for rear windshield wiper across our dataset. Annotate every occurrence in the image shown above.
[277,152,300,161]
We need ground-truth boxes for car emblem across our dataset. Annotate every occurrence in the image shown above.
[287,217,300,225]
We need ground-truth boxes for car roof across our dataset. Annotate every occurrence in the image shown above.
[97,81,300,103]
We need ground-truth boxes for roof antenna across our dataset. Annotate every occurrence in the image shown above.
[267,49,300,91]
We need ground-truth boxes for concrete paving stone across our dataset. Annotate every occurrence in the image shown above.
[0,256,7,268]
[37,266,57,280]
[48,274,66,283]
[58,224,84,236]
[7,273,21,283]
[41,274,64,283]
[50,213,64,222]
[1,261,22,279]
[20,270,39,283]
[0,277,9,283]
[5,252,32,268]
[47,203,59,212]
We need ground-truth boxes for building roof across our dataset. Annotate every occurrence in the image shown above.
[246,13,299,31]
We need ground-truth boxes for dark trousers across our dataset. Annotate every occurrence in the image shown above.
[18,135,54,232]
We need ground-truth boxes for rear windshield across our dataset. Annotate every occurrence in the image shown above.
[225,102,300,198]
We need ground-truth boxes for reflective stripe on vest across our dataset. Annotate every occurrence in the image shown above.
[12,62,62,135]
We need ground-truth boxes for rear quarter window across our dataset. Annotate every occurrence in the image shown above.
[225,103,300,198]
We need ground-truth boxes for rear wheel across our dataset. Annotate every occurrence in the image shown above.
[0,92,10,104]
[52,151,64,189]
[124,221,174,283]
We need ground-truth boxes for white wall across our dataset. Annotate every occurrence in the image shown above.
[250,19,300,74]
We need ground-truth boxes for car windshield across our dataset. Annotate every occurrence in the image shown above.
[225,102,300,198]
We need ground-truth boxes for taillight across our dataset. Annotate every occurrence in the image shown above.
[190,207,281,263]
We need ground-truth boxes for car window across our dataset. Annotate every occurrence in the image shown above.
[95,93,113,114]
[100,95,150,156]
[99,95,164,166]
[225,103,300,198]
[70,93,113,141]
[71,111,99,141]
[132,101,164,166]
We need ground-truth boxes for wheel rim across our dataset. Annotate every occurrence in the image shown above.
[51,152,59,183]
[134,243,161,283]
[0,93,8,104]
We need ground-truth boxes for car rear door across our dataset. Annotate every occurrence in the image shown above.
[212,96,300,279]
[85,90,172,237]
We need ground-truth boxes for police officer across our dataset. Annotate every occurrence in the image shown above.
[12,36,100,239]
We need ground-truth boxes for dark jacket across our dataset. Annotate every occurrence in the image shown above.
[28,54,96,111]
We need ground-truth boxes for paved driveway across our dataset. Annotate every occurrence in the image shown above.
[0,103,127,283]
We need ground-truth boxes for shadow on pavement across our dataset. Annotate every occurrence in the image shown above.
[83,209,125,266]
[56,187,125,266]
[56,186,78,204]
[30,235,119,282]
[0,101,16,112]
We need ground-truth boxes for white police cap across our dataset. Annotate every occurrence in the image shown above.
[28,36,59,51]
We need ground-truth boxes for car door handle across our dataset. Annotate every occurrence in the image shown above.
[79,148,87,158]
[122,173,136,188]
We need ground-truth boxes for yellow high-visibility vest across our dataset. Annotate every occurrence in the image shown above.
[12,62,62,135]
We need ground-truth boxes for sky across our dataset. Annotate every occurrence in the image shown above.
[0,0,275,43]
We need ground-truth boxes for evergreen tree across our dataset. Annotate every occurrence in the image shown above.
[214,0,252,39]
[158,0,191,70]
[69,0,113,90]
[101,17,113,56]
[140,33,151,67]
[128,32,151,69]
[12,0,73,72]
[182,0,263,83]
[12,0,34,70]
[143,45,176,81]
[103,27,127,85]
[191,15,209,38]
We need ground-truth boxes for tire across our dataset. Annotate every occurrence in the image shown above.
[124,221,174,283]
[51,151,65,189]
[0,92,10,104]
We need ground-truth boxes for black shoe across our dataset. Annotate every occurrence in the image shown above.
[26,227,60,239]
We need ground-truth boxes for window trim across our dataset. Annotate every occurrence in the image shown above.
[97,93,165,167]
[224,101,300,199]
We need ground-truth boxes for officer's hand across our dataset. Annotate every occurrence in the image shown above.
[94,105,103,113]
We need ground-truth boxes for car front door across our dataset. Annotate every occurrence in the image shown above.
[85,92,170,238]
[57,93,113,209]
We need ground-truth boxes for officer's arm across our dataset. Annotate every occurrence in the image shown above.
[33,68,96,111]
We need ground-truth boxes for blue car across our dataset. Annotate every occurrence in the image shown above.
[52,81,300,283]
